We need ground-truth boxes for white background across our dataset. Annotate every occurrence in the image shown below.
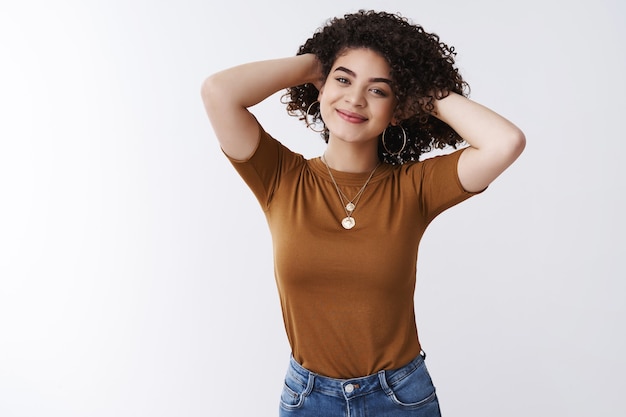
[1,0,624,416]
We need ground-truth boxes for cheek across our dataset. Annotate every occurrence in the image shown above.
[318,99,333,122]
[378,104,396,123]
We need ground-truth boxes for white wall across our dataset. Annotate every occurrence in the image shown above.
[1,0,624,416]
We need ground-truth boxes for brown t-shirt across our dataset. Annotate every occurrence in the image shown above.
[228,125,479,378]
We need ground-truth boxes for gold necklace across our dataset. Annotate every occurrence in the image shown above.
[321,154,380,230]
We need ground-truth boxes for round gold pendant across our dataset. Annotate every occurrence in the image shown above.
[341,216,356,229]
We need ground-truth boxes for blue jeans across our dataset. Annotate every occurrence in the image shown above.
[279,353,442,417]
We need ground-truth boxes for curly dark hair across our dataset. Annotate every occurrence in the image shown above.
[283,10,470,164]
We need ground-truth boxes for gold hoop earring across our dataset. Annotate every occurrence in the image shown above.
[305,101,325,133]
[382,125,407,156]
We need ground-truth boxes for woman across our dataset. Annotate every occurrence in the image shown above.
[201,10,525,417]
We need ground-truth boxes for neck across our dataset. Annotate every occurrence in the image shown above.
[323,139,380,173]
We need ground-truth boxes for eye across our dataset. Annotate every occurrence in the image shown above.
[335,77,350,84]
[370,88,389,97]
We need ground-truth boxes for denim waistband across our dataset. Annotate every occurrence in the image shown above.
[287,352,426,399]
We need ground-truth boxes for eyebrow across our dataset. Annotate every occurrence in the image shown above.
[334,66,392,85]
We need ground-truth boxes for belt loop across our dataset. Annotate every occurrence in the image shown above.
[304,371,316,396]
[378,370,393,395]
[420,350,427,360]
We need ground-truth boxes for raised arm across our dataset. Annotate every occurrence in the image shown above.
[432,93,526,192]
[201,54,322,161]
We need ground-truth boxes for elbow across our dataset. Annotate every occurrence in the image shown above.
[201,73,233,116]
[495,126,526,164]
[491,127,526,169]
[200,75,219,111]
[509,127,526,160]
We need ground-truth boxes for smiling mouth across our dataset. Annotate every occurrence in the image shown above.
[337,109,368,123]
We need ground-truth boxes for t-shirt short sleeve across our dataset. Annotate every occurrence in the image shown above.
[225,123,305,210]
[414,148,484,223]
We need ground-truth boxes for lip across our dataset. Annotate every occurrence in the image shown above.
[336,109,368,124]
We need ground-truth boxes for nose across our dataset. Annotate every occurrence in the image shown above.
[345,88,366,107]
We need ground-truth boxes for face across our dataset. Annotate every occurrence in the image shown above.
[318,48,397,146]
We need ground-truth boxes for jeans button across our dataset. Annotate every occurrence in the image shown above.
[344,383,354,393]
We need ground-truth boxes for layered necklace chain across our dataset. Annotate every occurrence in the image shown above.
[321,154,380,230]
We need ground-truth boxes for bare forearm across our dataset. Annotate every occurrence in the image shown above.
[432,92,524,152]
[432,92,526,192]
[202,54,321,109]
[201,54,321,160]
